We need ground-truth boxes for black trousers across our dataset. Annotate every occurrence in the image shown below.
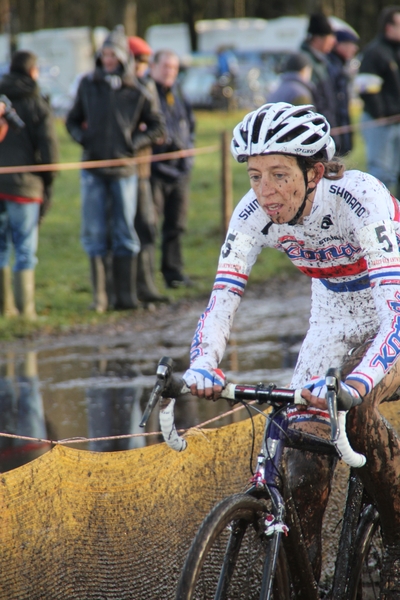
[151,174,190,284]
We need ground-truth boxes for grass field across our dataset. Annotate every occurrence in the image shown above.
[0,107,366,339]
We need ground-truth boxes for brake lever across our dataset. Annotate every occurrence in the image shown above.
[325,368,340,442]
[139,356,174,428]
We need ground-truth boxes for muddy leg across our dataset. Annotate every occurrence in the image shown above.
[284,421,336,581]
[343,348,400,599]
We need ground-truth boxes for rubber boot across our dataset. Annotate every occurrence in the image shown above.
[0,266,18,317]
[14,269,37,320]
[89,257,108,313]
[137,246,169,303]
[113,256,139,310]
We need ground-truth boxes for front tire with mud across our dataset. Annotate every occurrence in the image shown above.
[175,493,291,600]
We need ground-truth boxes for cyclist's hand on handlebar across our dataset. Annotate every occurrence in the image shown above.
[183,367,226,400]
[301,378,362,410]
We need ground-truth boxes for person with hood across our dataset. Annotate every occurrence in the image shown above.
[267,51,315,106]
[66,27,165,312]
[300,13,337,128]
[0,50,58,320]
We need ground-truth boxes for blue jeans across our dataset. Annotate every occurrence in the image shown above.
[0,200,39,271]
[80,170,140,257]
[361,112,400,192]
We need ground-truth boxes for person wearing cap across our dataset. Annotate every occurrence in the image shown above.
[66,27,165,313]
[128,36,169,304]
[358,6,400,195]
[327,28,359,155]
[300,13,337,128]
[267,51,316,106]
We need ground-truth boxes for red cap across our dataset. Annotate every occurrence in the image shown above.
[128,36,153,57]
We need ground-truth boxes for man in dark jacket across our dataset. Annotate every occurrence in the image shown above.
[0,50,58,320]
[267,52,315,106]
[358,6,400,194]
[300,13,337,128]
[328,28,359,156]
[150,49,195,289]
[66,28,165,312]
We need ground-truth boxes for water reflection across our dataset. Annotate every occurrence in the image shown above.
[0,288,314,471]
[0,352,50,472]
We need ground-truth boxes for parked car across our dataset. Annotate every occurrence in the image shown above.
[180,50,289,110]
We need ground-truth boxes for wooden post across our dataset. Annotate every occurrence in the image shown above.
[221,130,233,241]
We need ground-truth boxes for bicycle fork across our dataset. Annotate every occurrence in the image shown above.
[255,409,320,600]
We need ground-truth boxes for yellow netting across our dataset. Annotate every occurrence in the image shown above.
[2,402,396,599]
[0,415,265,599]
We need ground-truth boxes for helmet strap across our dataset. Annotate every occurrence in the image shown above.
[287,169,313,226]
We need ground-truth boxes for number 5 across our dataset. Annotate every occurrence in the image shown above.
[375,225,393,253]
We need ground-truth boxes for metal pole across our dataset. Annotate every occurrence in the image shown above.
[221,130,233,240]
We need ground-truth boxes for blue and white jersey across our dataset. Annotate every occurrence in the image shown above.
[190,170,400,396]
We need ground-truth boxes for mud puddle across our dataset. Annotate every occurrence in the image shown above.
[0,275,399,473]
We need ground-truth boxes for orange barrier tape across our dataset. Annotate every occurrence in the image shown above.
[0,144,219,175]
[331,113,400,136]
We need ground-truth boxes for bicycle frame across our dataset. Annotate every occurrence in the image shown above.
[140,357,378,600]
[246,404,373,599]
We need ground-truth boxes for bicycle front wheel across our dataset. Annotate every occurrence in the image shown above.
[347,505,382,600]
[175,493,291,600]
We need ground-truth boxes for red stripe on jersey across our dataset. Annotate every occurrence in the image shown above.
[296,257,367,278]
[217,270,248,281]
[391,194,400,222]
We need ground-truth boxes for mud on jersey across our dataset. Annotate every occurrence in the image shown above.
[190,170,400,396]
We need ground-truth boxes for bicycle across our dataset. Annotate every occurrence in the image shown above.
[140,357,383,600]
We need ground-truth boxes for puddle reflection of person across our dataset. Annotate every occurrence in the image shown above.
[0,351,48,471]
[86,359,145,451]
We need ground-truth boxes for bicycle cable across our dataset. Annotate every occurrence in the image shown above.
[240,399,256,475]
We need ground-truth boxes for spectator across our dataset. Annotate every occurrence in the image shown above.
[129,36,169,304]
[0,51,58,320]
[267,52,315,106]
[150,50,195,289]
[0,100,8,142]
[328,27,360,155]
[300,13,337,127]
[66,28,165,312]
[358,6,400,194]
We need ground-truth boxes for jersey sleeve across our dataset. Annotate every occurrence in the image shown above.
[348,213,400,393]
[189,193,267,370]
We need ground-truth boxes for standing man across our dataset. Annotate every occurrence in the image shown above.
[300,13,337,128]
[328,27,360,155]
[358,6,400,195]
[0,51,58,320]
[66,28,165,312]
[150,50,196,289]
[128,36,169,304]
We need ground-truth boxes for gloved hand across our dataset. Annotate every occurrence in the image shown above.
[183,367,226,397]
[303,377,362,408]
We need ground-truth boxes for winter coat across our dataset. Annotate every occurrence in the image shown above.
[300,40,337,127]
[327,51,353,155]
[151,81,195,182]
[66,62,165,178]
[0,72,58,201]
[267,72,316,106]
[359,35,400,119]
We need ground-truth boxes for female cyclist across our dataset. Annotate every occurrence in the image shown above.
[183,102,400,598]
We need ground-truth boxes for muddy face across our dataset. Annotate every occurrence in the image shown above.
[247,154,313,224]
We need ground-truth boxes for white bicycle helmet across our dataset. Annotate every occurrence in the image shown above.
[231,102,336,162]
